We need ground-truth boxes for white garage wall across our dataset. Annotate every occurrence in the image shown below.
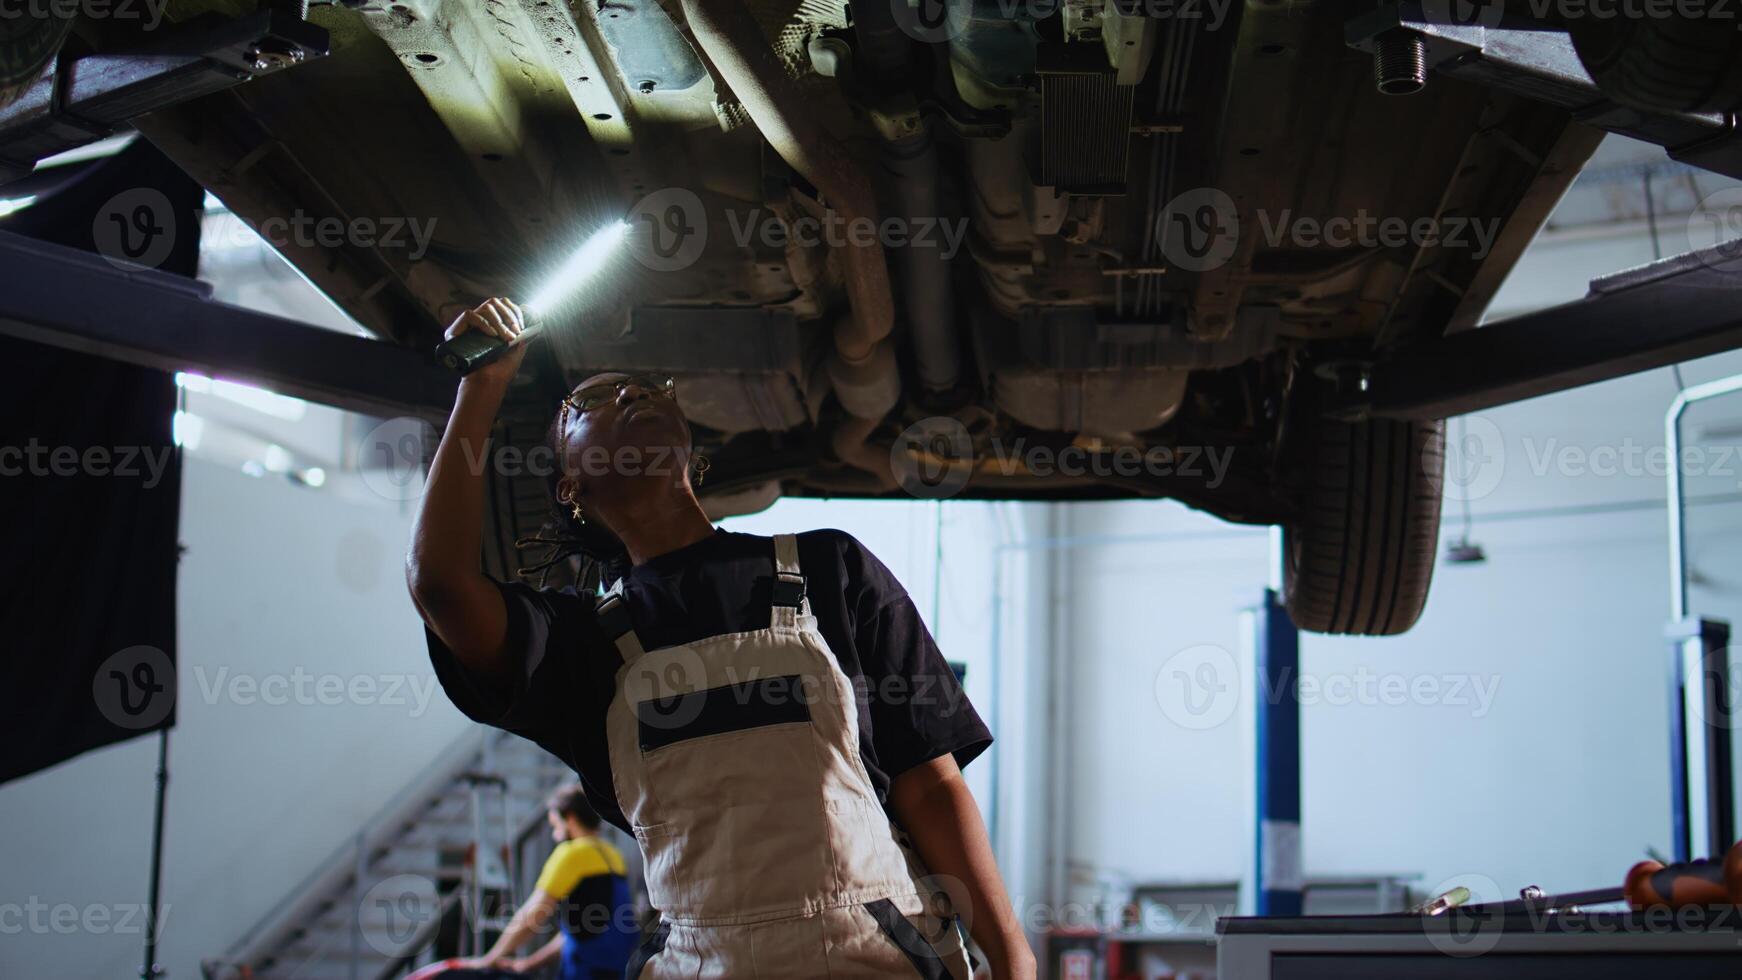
[0,452,476,980]
[1059,502,1268,899]
[1055,214,1742,916]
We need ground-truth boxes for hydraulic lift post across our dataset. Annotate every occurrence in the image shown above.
[1245,529,1303,917]
[1247,584,1302,917]
[1667,617,1735,865]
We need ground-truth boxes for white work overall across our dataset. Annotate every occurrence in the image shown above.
[597,534,972,979]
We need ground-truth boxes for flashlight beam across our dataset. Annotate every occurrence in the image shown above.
[525,219,631,315]
[432,218,632,374]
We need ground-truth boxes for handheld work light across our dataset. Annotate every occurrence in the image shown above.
[434,219,631,374]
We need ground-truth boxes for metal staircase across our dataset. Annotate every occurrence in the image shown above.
[203,729,571,980]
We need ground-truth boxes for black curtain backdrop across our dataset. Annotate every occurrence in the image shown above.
[0,141,200,784]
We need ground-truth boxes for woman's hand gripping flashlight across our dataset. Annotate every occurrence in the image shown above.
[435,298,533,380]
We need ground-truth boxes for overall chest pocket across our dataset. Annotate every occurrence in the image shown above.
[635,673,815,752]
[633,673,836,919]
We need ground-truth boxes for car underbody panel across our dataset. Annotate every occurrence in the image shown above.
[23,0,1600,527]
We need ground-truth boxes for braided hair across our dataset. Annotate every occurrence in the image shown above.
[514,406,632,593]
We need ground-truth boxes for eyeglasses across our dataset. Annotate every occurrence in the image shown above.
[561,374,677,414]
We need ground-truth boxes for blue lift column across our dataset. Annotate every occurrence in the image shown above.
[1251,586,1302,916]
[1666,616,1734,863]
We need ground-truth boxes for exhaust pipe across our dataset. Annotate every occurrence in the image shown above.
[678,0,900,486]
[854,0,961,395]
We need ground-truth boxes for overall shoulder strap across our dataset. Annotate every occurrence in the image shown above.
[771,533,810,626]
[594,581,645,662]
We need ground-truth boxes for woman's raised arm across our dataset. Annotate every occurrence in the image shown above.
[405,297,529,682]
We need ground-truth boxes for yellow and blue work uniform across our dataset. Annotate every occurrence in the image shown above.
[533,835,635,980]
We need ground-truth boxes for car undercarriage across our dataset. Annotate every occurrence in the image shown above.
[3,0,1653,632]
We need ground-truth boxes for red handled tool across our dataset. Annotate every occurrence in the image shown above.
[1624,841,1742,909]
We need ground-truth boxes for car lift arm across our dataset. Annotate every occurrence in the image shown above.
[6,220,1742,430]
[0,229,458,421]
[1345,5,1742,180]
[0,10,328,183]
[1333,241,1742,421]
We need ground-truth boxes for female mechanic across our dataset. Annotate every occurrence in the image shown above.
[407,298,1033,979]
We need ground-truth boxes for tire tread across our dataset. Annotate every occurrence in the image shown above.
[1284,417,1444,636]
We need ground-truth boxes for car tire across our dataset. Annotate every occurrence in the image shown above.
[1283,416,1445,636]
[0,11,73,109]
[1567,17,1742,114]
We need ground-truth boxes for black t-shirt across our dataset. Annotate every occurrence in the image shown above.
[425,528,992,833]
